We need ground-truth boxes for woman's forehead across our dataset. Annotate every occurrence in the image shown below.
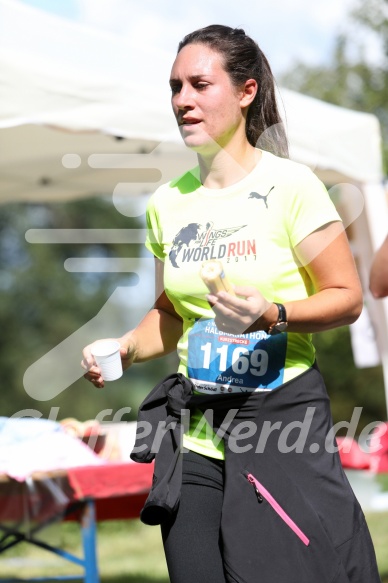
[170,44,225,79]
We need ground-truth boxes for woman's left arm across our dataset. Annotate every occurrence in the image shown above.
[283,221,363,332]
[208,222,363,334]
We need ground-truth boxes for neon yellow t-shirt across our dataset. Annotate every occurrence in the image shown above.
[145,150,341,459]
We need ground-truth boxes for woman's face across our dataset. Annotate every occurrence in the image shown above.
[169,43,246,154]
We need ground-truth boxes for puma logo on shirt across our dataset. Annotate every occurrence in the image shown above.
[248,186,274,208]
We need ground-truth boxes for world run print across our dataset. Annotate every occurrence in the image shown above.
[169,221,257,268]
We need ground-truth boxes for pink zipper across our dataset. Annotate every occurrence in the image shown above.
[246,473,310,546]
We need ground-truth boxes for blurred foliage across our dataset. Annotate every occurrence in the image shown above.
[280,0,388,171]
[0,197,175,422]
[314,327,386,433]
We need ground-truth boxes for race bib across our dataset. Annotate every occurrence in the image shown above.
[187,318,287,394]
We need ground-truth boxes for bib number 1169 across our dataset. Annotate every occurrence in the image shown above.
[200,342,268,376]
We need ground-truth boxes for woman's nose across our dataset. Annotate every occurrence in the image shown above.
[174,85,194,110]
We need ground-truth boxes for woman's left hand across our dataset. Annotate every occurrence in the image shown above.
[207,286,273,335]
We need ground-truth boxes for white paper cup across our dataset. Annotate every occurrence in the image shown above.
[90,340,123,381]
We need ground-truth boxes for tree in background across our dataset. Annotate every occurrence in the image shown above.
[281,0,387,428]
[0,197,175,422]
[281,0,388,169]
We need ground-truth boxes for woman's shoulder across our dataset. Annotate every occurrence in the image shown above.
[262,150,318,180]
[260,151,327,199]
[169,166,202,193]
[158,166,201,195]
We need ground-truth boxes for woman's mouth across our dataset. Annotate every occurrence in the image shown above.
[179,118,201,126]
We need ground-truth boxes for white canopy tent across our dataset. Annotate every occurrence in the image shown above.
[1,0,388,414]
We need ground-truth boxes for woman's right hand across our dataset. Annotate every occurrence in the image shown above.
[81,337,136,388]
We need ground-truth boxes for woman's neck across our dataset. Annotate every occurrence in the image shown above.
[198,142,261,189]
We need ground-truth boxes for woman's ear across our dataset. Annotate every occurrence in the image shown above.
[240,78,258,108]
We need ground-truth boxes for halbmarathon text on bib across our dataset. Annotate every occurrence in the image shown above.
[187,318,287,394]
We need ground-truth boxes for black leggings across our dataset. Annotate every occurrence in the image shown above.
[161,449,226,583]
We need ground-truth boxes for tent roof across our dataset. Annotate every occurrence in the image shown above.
[0,0,384,205]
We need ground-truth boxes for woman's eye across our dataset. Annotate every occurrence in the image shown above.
[170,85,181,94]
[170,82,208,94]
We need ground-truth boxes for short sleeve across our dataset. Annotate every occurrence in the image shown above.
[145,193,165,260]
[286,167,341,247]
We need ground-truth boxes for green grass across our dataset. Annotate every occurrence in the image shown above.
[0,520,168,581]
[365,512,388,581]
[377,473,388,492]
[0,513,387,581]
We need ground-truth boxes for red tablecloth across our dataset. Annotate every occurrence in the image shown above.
[66,461,154,521]
[67,461,153,500]
[0,461,154,526]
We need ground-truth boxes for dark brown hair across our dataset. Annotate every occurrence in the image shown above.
[178,25,289,158]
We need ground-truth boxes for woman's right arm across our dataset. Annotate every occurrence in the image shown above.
[82,258,183,388]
